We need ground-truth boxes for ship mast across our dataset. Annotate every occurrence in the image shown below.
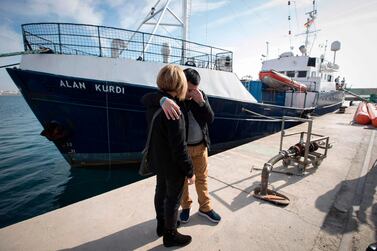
[295,0,320,56]
[131,0,190,61]
[304,1,317,50]
[182,0,189,62]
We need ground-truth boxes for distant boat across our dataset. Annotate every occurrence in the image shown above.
[243,0,344,115]
[6,0,312,167]
[0,90,21,96]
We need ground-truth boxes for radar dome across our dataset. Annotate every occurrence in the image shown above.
[299,45,307,55]
[279,52,294,58]
[331,41,341,51]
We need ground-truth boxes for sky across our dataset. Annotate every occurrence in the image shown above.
[0,0,376,91]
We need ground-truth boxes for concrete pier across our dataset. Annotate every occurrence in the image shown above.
[1,106,376,251]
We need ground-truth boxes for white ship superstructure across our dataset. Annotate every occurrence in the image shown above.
[256,0,344,114]
[262,49,340,93]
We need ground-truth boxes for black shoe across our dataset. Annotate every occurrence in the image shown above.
[163,229,192,247]
[156,220,181,237]
[367,242,377,251]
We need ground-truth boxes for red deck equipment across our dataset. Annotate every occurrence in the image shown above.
[354,102,370,125]
[259,70,307,92]
[367,103,377,127]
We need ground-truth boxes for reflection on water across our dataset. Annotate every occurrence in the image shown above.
[57,164,143,208]
[0,96,144,228]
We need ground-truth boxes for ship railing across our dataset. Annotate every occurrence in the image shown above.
[21,23,233,72]
[296,79,319,92]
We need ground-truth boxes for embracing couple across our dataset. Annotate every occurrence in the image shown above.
[142,65,221,248]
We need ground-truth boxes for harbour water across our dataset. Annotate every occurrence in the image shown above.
[0,96,143,228]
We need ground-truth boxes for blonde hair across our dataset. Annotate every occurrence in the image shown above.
[156,64,187,101]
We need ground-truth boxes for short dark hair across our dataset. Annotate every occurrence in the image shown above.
[184,68,201,86]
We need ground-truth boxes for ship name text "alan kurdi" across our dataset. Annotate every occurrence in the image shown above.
[60,80,125,94]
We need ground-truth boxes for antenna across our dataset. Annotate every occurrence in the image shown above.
[295,0,320,55]
[288,1,293,51]
[319,39,328,59]
[304,1,316,49]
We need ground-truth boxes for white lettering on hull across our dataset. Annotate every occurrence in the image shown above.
[60,80,86,90]
[60,80,125,94]
[94,84,125,94]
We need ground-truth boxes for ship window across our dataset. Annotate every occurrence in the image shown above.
[327,75,332,82]
[279,71,285,74]
[307,57,316,67]
[311,71,316,77]
[298,71,307,77]
[286,71,295,77]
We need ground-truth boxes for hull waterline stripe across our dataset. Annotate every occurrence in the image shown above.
[31,97,145,113]
[321,101,343,109]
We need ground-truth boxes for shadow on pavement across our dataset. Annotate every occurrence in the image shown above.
[315,159,377,236]
[210,163,318,212]
[60,218,160,251]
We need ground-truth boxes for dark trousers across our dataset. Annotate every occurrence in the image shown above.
[154,173,185,230]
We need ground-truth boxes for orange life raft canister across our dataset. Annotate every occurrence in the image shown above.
[354,102,370,125]
[367,103,377,127]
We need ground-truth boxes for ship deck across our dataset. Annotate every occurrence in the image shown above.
[1,105,377,251]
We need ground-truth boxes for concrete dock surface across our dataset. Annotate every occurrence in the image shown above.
[1,106,377,251]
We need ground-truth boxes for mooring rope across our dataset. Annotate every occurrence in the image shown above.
[0,48,51,58]
[0,48,52,69]
[242,107,279,120]
[0,63,20,69]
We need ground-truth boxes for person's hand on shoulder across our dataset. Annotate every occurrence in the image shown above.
[160,97,181,120]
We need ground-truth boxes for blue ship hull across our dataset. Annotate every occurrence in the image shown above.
[244,80,344,116]
[313,91,344,115]
[7,68,312,167]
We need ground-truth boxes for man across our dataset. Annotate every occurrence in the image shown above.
[145,68,221,223]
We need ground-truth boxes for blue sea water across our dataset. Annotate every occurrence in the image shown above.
[0,96,143,228]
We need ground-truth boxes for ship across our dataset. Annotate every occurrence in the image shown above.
[242,0,344,116]
[6,0,313,167]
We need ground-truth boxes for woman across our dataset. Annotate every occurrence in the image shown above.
[143,64,195,248]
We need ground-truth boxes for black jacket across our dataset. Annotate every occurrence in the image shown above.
[142,90,214,150]
[143,92,193,178]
